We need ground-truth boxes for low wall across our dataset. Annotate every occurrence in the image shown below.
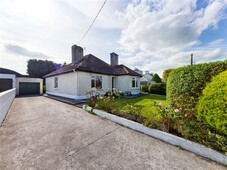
[83,105,227,165]
[0,88,16,125]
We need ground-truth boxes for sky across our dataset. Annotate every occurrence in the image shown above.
[0,0,227,77]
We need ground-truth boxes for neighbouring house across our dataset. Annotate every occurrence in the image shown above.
[134,68,143,76]
[0,68,43,95]
[140,71,155,86]
[44,45,142,100]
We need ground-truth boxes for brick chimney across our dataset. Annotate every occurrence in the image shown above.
[110,52,118,66]
[72,45,83,64]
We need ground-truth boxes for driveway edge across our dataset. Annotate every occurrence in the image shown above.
[83,105,227,166]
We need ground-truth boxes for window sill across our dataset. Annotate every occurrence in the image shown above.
[131,87,139,90]
[54,87,58,90]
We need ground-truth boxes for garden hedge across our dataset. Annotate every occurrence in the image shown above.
[196,70,227,135]
[167,60,227,118]
[148,83,166,95]
[162,68,173,82]
[140,85,148,92]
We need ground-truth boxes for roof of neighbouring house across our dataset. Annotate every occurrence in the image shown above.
[44,54,141,78]
[0,67,24,77]
[113,65,142,76]
[140,76,148,82]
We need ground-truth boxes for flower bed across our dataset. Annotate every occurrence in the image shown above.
[86,94,227,155]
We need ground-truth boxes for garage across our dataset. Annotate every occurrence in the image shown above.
[0,68,43,95]
[19,82,40,95]
[17,77,43,96]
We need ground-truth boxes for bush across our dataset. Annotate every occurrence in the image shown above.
[167,60,227,119]
[140,85,148,92]
[196,70,227,135]
[148,83,166,95]
[162,68,173,82]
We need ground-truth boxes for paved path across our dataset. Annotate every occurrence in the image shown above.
[0,96,225,170]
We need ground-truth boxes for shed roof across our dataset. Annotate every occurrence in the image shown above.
[0,67,23,77]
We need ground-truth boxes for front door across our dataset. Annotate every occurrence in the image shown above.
[112,77,116,91]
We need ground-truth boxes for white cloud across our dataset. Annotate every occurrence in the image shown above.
[119,0,227,76]
[0,0,124,74]
[0,0,226,77]
[207,39,225,47]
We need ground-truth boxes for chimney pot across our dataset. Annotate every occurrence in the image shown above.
[72,45,83,64]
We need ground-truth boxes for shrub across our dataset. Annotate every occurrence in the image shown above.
[87,96,97,107]
[140,85,148,92]
[148,83,166,95]
[152,73,162,83]
[95,97,115,113]
[196,70,227,135]
[43,85,46,93]
[167,60,227,119]
[162,68,173,82]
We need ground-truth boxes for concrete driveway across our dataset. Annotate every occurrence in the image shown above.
[0,96,225,170]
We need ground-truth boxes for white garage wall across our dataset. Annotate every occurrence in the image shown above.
[0,88,16,125]
[16,77,43,95]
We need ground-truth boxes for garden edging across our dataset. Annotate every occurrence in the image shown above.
[83,105,227,165]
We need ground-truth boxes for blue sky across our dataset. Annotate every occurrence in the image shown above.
[0,0,226,77]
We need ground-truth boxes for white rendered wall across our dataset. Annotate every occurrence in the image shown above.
[116,75,140,95]
[77,71,112,96]
[46,72,78,98]
[0,88,16,125]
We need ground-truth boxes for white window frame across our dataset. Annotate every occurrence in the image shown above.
[54,77,58,89]
[91,75,102,89]
[132,77,139,88]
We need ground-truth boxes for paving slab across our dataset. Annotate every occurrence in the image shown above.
[0,96,226,170]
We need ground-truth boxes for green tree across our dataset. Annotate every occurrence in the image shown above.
[152,73,162,83]
[162,68,173,82]
[27,59,61,78]
[62,61,67,67]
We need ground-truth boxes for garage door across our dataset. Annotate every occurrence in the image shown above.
[19,82,40,95]
[0,78,12,92]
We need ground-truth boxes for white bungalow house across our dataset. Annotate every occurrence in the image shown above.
[44,45,141,99]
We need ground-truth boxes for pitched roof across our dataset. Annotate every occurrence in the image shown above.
[113,65,141,76]
[44,54,141,78]
[140,76,148,82]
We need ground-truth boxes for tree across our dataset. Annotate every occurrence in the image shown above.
[152,73,162,83]
[62,61,67,67]
[27,59,61,78]
[162,68,173,82]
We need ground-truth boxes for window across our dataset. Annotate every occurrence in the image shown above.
[132,77,138,88]
[54,77,58,88]
[91,76,102,89]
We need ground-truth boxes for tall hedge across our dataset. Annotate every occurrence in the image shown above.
[162,68,173,82]
[196,70,227,135]
[167,60,227,117]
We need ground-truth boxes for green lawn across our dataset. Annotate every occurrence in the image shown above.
[108,94,166,120]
